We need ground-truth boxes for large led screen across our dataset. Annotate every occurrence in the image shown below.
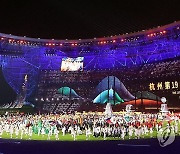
[61,57,84,71]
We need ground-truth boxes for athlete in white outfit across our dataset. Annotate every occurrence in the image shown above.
[121,127,125,140]
[0,124,3,137]
[41,127,45,137]
[21,128,24,139]
[10,125,14,139]
[54,128,59,140]
[86,127,92,140]
[71,128,76,141]
[128,126,133,139]
[62,126,66,136]
[15,126,19,138]
[29,126,33,139]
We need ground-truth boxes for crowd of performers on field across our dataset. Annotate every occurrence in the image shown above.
[0,112,179,141]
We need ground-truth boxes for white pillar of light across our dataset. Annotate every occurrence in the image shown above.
[104,103,113,118]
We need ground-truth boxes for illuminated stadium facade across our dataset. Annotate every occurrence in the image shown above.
[0,21,180,113]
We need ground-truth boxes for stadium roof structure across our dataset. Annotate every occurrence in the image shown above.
[0,21,179,45]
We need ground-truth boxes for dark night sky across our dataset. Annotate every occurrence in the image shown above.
[0,0,180,103]
[0,0,179,39]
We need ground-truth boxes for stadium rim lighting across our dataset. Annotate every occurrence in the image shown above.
[163,30,166,33]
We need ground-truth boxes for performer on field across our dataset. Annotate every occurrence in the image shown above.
[62,126,66,136]
[86,127,92,140]
[54,128,59,140]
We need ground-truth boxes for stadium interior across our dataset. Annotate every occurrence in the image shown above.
[0,21,180,114]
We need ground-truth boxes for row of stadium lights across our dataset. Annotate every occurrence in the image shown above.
[35,98,55,101]
[1,38,117,46]
[35,98,71,101]
[1,38,40,46]
[98,40,116,44]
[147,30,166,37]
[97,37,141,44]
[0,29,173,47]
[0,37,139,46]
[45,41,117,46]
[1,55,20,58]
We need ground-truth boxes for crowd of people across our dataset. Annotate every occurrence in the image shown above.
[0,111,179,141]
[139,59,180,78]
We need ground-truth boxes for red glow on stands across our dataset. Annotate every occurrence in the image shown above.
[150,34,153,37]
[163,30,166,34]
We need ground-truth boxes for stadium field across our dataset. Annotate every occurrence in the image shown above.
[0,128,176,142]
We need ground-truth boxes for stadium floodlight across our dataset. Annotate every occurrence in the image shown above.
[35,98,38,101]
[46,98,49,101]
[41,98,44,101]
